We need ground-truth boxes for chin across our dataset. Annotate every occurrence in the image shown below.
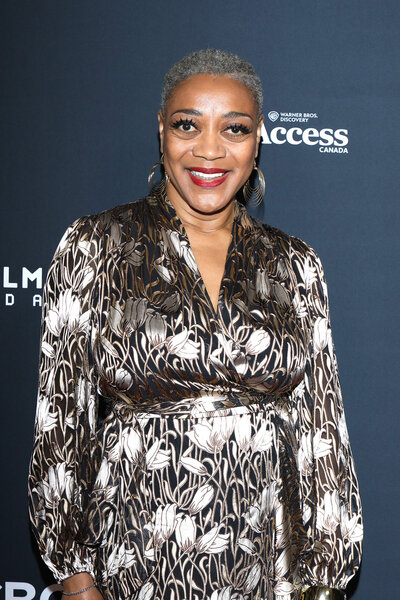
[185,190,235,214]
[190,198,232,215]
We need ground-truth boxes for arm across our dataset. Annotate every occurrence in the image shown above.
[28,217,103,589]
[290,243,363,596]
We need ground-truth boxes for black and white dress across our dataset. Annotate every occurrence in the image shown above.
[28,191,363,600]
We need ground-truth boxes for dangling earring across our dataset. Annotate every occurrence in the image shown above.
[148,153,170,195]
[242,161,265,206]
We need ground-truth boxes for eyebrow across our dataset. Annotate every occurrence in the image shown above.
[170,109,254,121]
[223,111,254,120]
[170,109,202,117]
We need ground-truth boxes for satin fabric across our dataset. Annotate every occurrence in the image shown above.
[28,191,362,599]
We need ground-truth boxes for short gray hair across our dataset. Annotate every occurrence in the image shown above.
[161,49,263,118]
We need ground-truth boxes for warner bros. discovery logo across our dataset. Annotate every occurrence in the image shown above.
[261,110,349,153]
[2,266,43,307]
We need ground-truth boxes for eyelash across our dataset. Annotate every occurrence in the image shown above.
[171,118,251,136]
[229,123,251,135]
[171,118,197,131]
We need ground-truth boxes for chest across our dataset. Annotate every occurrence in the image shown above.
[91,220,310,402]
[188,230,233,314]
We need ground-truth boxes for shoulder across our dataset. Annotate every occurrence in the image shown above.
[246,213,327,299]
[87,196,150,235]
[57,197,152,253]
[248,212,321,266]
[45,198,152,297]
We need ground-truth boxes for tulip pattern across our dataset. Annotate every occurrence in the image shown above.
[28,190,362,600]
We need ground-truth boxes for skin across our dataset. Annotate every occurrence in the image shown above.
[62,73,263,598]
[158,73,263,312]
[62,572,102,599]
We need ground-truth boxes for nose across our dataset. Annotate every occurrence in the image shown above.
[192,129,226,160]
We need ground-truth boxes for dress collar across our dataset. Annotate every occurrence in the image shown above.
[149,186,256,238]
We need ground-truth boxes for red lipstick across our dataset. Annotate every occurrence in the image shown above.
[186,167,229,187]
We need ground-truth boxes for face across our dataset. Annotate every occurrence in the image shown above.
[158,74,263,216]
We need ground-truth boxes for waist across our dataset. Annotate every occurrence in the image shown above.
[109,390,284,420]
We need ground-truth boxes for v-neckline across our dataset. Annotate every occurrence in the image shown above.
[155,191,240,319]
[191,230,234,316]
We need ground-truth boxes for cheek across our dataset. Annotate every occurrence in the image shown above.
[236,145,256,174]
[164,137,189,167]
[237,137,257,161]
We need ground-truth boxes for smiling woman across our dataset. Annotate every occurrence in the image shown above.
[28,49,363,600]
[159,74,261,212]
[158,72,263,312]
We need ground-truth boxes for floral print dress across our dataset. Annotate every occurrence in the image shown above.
[28,191,363,600]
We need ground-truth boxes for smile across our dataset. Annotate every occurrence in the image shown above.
[189,170,226,180]
[187,167,229,187]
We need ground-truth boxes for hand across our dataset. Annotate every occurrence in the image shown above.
[62,572,104,599]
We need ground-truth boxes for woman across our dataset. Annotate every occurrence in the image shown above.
[29,49,362,600]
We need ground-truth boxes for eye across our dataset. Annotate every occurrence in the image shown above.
[226,123,252,136]
[171,118,198,132]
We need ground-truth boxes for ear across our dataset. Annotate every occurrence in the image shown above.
[158,109,165,153]
[255,115,264,158]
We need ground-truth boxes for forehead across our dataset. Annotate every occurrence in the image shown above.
[165,73,258,117]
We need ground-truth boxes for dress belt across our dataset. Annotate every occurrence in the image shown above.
[109,390,285,420]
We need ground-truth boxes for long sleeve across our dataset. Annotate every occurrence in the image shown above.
[28,216,102,583]
[290,242,363,591]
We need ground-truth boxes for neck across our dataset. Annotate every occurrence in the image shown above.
[166,191,236,235]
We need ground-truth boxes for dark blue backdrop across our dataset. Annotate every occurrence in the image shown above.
[1,1,399,598]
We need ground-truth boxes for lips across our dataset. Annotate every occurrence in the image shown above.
[187,167,229,187]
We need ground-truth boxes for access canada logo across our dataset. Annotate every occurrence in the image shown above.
[261,110,349,154]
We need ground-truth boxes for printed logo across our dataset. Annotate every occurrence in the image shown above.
[262,109,349,154]
[2,581,62,600]
[2,266,43,307]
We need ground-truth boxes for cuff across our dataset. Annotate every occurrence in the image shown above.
[41,540,97,585]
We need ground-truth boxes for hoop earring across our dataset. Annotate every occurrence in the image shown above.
[242,161,265,206]
[148,153,169,194]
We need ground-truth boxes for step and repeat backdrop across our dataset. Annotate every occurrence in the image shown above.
[1,1,399,599]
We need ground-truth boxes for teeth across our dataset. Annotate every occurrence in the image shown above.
[190,170,226,180]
